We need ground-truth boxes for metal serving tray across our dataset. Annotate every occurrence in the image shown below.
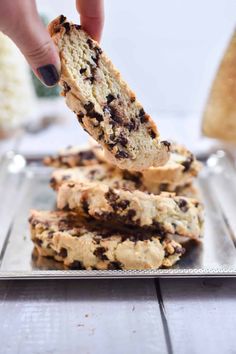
[1,150,236,279]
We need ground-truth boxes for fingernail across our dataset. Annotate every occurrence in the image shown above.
[37,64,60,86]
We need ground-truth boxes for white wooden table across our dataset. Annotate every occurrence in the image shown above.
[0,107,235,354]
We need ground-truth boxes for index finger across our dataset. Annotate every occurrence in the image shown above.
[76,0,104,42]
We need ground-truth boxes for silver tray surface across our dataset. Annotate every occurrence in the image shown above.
[1,150,236,279]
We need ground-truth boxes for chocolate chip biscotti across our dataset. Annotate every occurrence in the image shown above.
[45,142,201,191]
[48,16,170,171]
[43,146,100,168]
[57,181,204,240]
[29,210,184,270]
[50,164,197,198]
[50,164,144,192]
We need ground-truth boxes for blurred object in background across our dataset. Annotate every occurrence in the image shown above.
[30,14,60,99]
[0,32,35,139]
[202,29,236,142]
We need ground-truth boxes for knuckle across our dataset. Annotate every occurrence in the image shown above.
[26,40,52,62]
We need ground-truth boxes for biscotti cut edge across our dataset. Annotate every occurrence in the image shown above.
[48,15,170,171]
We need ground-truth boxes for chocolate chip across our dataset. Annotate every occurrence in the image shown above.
[62,204,70,211]
[117,200,130,210]
[58,247,68,258]
[181,155,194,172]
[80,68,87,74]
[94,247,108,261]
[87,110,103,122]
[85,76,95,84]
[84,102,94,113]
[159,183,169,191]
[35,238,42,246]
[103,106,122,124]
[94,46,103,55]
[48,230,54,238]
[87,169,99,179]
[109,133,115,140]
[175,246,185,254]
[105,188,119,203]
[50,177,56,187]
[108,261,122,270]
[127,209,136,221]
[161,140,171,151]
[69,261,84,269]
[116,134,128,147]
[59,15,66,24]
[108,143,116,150]
[68,183,75,188]
[115,150,130,159]
[122,171,143,188]
[139,108,148,123]
[149,129,157,139]
[79,150,96,161]
[98,132,104,140]
[74,24,81,30]
[82,198,89,214]
[124,119,137,132]
[177,199,189,212]
[63,81,71,93]
[87,38,94,49]
[62,22,71,34]
[139,108,145,116]
[106,94,115,104]
[77,112,84,123]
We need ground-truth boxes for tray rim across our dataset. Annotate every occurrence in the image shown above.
[1,267,236,279]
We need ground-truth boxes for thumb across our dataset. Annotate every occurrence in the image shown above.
[5,3,60,86]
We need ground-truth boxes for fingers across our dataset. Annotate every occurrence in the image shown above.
[1,0,60,86]
[76,0,104,42]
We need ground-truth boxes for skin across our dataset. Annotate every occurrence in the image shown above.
[0,0,104,85]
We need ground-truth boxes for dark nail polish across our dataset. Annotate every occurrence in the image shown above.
[37,64,59,86]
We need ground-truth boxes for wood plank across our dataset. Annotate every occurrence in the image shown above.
[0,279,167,354]
[160,278,236,354]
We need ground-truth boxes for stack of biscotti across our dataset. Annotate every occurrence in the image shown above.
[29,16,204,271]
[30,141,204,270]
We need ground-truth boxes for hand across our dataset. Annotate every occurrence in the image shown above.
[0,0,104,86]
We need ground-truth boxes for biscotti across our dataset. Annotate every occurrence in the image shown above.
[50,164,197,198]
[48,15,170,170]
[43,146,100,168]
[29,210,184,270]
[47,142,201,196]
[57,181,204,240]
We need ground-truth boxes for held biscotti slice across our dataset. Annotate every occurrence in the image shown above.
[202,30,236,141]
[29,210,184,270]
[57,181,204,240]
[48,16,170,171]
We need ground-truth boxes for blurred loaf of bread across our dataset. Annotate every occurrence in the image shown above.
[202,30,236,142]
[0,32,35,138]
